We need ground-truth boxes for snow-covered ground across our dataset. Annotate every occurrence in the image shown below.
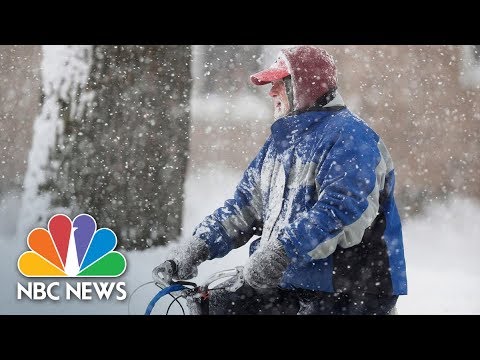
[396,197,480,314]
[1,166,479,314]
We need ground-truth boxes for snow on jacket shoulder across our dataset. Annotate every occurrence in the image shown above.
[193,107,407,296]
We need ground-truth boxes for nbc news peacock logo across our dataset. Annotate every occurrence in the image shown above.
[17,214,127,301]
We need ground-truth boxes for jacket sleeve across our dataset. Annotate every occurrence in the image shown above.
[192,137,271,259]
[279,126,387,265]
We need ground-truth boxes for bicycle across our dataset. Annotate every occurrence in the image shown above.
[128,265,245,315]
[129,264,399,315]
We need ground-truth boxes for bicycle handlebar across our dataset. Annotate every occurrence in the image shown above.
[145,266,245,315]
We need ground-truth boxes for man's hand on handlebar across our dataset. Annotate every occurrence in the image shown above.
[152,237,210,284]
[152,260,177,285]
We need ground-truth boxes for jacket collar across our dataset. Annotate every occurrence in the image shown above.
[270,95,347,151]
[324,91,345,108]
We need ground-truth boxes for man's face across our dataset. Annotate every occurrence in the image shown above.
[269,79,291,119]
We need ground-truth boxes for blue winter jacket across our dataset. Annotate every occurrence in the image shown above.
[193,107,407,296]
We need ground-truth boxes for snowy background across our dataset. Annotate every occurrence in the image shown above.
[1,45,480,314]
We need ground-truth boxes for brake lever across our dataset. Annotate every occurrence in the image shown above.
[200,266,244,293]
[224,266,244,292]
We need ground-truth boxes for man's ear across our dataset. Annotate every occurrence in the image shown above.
[283,75,294,110]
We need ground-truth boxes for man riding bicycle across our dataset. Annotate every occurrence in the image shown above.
[154,45,408,315]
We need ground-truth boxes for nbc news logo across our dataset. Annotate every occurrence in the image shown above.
[17,214,127,301]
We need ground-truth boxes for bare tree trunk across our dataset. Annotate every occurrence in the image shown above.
[19,45,192,250]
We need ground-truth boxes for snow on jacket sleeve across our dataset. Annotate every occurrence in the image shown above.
[191,138,270,259]
[279,124,386,265]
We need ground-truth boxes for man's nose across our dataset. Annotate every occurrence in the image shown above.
[269,87,277,97]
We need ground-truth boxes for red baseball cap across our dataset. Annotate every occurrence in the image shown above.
[250,57,290,85]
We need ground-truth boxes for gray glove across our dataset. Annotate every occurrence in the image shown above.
[154,237,210,282]
[243,239,290,289]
